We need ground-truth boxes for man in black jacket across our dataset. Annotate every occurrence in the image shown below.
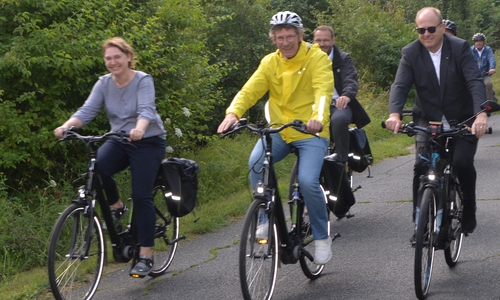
[384,7,487,234]
[313,26,371,164]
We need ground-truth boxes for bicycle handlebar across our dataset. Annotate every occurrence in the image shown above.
[380,121,492,137]
[57,128,131,146]
[221,119,320,138]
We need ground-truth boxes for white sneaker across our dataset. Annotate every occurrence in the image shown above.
[255,223,269,239]
[314,238,332,265]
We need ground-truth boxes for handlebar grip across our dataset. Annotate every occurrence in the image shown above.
[381,121,386,129]
[487,127,493,134]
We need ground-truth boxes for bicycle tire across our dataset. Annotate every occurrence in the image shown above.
[414,188,436,300]
[444,182,464,267]
[48,204,105,300]
[239,199,278,300]
[290,161,325,279]
[299,205,325,278]
[149,186,180,277]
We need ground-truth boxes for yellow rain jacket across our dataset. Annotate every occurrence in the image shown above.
[227,41,333,143]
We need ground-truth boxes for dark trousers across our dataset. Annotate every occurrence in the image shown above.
[330,105,353,163]
[412,136,478,220]
[98,136,166,247]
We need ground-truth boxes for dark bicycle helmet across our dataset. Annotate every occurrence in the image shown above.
[443,19,457,36]
[269,11,303,29]
[472,33,486,41]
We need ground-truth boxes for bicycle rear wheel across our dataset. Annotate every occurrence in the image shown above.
[444,183,464,267]
[48,204,105,300]
[149,186,180,277]
[290,161,325,279]
[299,205,325,278]
[414,188,436,300]
[239,199,278,300]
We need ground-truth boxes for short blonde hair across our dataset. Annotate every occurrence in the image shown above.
[102,37,135,68]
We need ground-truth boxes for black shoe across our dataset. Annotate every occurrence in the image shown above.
[461,207,477,234]
[433,230,447,249]
[130,255,154,278]
[111,203,128,226]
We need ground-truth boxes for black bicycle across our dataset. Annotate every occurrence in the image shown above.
[47,130,184,300]
[223,119,334,300]
[384,100,500,299]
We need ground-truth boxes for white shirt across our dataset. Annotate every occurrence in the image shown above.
[428,44,449,129]
[328,48,340,100]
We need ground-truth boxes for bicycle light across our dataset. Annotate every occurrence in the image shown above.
[255,181,265,196]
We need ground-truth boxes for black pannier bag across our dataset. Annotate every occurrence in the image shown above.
[320,159,355,218]
[348,128,373,173]
[160,157,199,217]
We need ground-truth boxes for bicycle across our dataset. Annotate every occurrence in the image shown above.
[47,130,184,300]
[222,119,334,300]
[383,100,500,299]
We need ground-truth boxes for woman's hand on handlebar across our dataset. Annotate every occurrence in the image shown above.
[217,113,239,134]
[384,113,403,134]
[54,127,67,139]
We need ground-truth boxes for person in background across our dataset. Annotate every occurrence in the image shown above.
[54,37,166,277]
[471,33,497,102]
[217,11,334,264]
[384,7,487,240]
[313,26,370,164]
[443,19,457,36]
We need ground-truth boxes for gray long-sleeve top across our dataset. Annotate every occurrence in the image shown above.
[72,71,166,139]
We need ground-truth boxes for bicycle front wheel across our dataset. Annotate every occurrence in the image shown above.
[149,186,180,277]
[48,204,105,300]
[414,188,436,300]
[239,199,279,300]
[444,183,464,267]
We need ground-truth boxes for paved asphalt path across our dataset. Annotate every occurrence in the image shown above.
[92,115,500,300]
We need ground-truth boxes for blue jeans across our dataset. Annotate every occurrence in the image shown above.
[249,134,329,239]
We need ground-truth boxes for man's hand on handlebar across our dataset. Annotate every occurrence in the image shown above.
[305,119,323,134]
[384,113,403,134]
[217,113,239,134]
[471,112,488,138]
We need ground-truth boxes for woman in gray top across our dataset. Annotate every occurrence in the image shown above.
[54,37,166,277]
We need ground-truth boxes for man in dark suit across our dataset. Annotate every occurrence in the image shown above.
[313,26,371,164]
[384,7,488,235]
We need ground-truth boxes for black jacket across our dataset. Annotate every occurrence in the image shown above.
[332,45,371,128]
[389,34,485,129]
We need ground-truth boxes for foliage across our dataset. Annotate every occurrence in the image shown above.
[202,0,275,126]
[0,0,227,190]
[315,1,415,88]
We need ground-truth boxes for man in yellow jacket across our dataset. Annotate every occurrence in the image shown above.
[217,11,334,264]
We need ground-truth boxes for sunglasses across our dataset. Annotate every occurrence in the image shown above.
[416,24,442,34]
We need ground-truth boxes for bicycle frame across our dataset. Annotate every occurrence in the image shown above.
[255,128,301,264]
[74,138,126,258]
[414,128,458,240]
[225,119,321,264]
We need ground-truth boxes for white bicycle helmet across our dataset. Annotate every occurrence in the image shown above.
[269,11,303,29]
[472,33,486,41]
